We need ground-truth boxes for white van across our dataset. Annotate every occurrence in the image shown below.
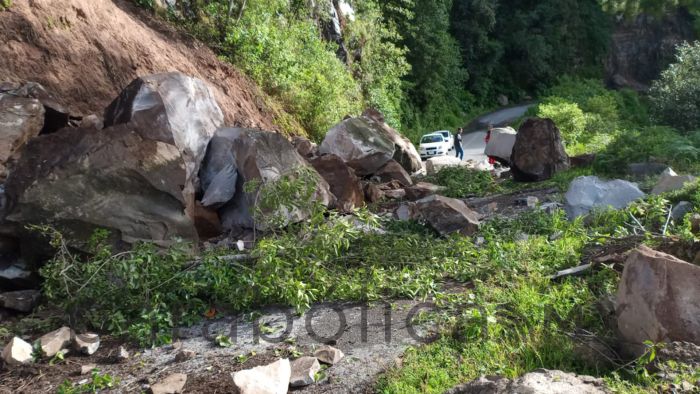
[419,132,452,160]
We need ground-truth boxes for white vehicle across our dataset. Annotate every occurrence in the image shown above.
[419,132,452,160]
[436,130,454,151]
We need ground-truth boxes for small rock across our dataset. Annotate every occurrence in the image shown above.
[540,202,562,215]
[174,349,195,362]
[117,346,130,361]
[39,326,72,357]
[2,336,33,365]
[232,358,291,394]
[515,233,529,242]
[548,231,564,241]
[404,182,445,201]
[671,201,693,221]
[515,196,538,208]
[0,290,40,313]
[73,333,100,355]
[81,364,97,375]
[314,346,344,365]
[290,356,321,387]
[150,373,187,394]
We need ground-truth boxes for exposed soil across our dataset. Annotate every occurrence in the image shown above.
[0,299,442,393]
[0,0,292,132]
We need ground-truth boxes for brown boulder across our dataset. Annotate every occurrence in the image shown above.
[374,160,413,187]
[364,183,385,204]
[193,202,222,240]
[401,195,480,236]
[309,154,364,213]
[616,246,700,353]
[404,182,446,201]
[510,118,570,182]
[292,136,317,158]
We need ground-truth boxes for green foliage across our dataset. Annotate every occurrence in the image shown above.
[537,100,587,145]
[650,41,700,132]
[57,370,119,394]
[595,126,700,174]
[0,0,12,10]
[425,166,500,198]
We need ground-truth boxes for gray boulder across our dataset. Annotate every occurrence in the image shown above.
[374,159,413,187]
[447,369,608,394]
[671,201,693,221]
[0,289,40,313]
[564,176,645,219]
[319,117,395,176]
[5,73,224,247]
[484,127,516,163]
[320,111,423,176]
[0,81,71,136]
[104,72,224,217]
[511,118,570,182]
[617,246,700,354]
[200,128,333,230]
[0,93,45,180]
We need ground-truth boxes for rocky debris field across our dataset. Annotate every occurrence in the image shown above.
[1,68,700,393]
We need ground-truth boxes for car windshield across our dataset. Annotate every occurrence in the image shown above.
[440,131,450,138]
[421,135,443,143]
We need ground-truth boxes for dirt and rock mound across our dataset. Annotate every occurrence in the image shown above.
[0,0,288,132]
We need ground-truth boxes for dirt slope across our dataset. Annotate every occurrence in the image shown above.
[0,0,289,132]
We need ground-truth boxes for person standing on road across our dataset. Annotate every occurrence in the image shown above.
[455,128,464,160]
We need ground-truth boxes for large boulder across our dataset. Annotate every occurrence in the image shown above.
[309,154,364,213]
[0,93,45,180]
[446,369,608,394]
[564,176,645,219]
[362,109,422,173]
[320,112,422,176]
[5,125,200,246]
[319,117,395,176]
[651,168,697,195]
[104,73,224,217]
[199,128,333,230]
[398,195,479,236]
[510,118,570,182]
[616,246,700,353]
[484,127,517,163]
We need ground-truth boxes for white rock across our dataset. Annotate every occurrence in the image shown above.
[484,127,517,162]
[150,373,187,394]
[314,346,344,365]
[425,156,467,176]
[39,326,72,357]
[564,176,644,218]
[1,336,33,365]
[290,356,321,387]
[232,358,291,394]
[118,346,130,361]
[81,364,97,375]
[74,333,100,355]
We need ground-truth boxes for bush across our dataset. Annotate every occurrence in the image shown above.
[650,42,700,132]
[595,126,700,174]
[537,99,587,145]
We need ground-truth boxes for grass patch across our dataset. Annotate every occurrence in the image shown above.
[425,166,500,198]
